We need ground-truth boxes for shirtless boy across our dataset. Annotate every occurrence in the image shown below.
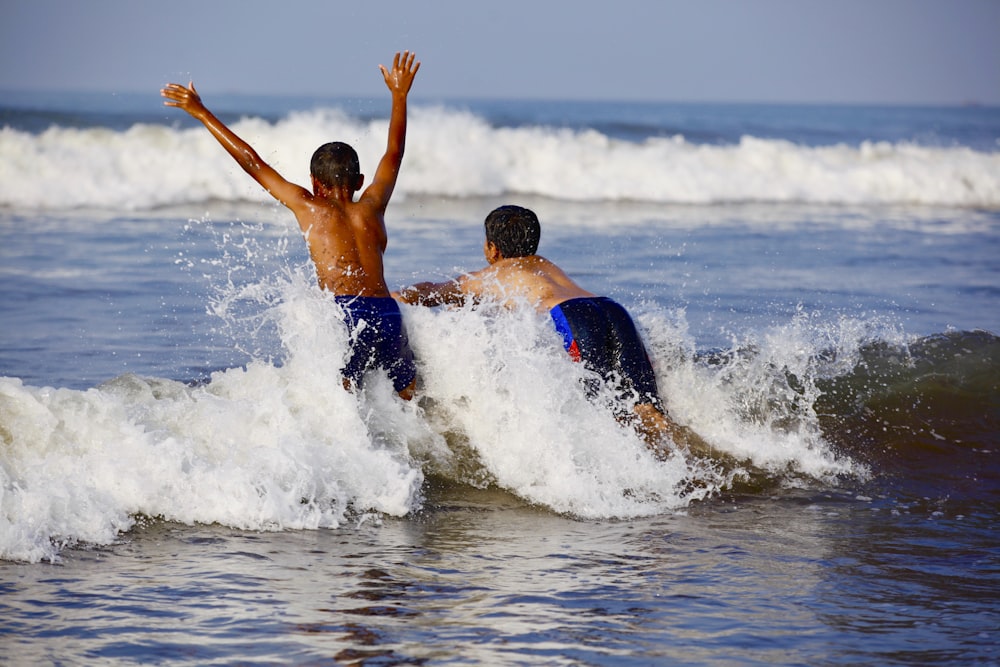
[396,204,703,455]
[161,51,420,399]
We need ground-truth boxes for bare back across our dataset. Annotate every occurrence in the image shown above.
[161,51,419,301]
[294,196,390,296]
[461,255,596,312]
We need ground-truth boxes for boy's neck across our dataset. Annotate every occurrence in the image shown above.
[314,183,356,202]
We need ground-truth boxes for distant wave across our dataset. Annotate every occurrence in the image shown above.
[2,106,999,210]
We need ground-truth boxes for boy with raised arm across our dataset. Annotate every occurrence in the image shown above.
[161,51,420,399]
[396,205,707,457]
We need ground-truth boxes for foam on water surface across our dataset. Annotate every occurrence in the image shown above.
[3,106,998,210]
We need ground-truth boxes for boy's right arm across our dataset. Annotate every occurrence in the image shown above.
[396,267,492,307]
[161,82,310,209]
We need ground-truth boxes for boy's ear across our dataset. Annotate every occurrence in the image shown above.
[485,241,502,264]
[355,174,365,191]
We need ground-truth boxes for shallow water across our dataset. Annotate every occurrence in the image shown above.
[3,483,996,665]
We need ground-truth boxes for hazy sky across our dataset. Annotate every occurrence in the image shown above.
[2,0,998,105]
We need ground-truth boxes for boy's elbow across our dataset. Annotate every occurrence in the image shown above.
[242,147,263,168]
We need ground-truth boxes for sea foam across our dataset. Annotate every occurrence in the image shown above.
[2,106,998,210]
[1,260,868,562]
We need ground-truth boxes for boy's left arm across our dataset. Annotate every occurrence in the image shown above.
[360,51,420,212]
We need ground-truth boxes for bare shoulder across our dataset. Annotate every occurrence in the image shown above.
[457,263,498,291]
[296,194,380,230]
[502,256,571,283]
[286,191,332,231]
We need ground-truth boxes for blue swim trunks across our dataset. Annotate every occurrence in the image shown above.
[334,296,416,393]
[550,296,661,408]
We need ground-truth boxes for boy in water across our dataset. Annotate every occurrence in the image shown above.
[161,51,420,399]
[396,205,704,456]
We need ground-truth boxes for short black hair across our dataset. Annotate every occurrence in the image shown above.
[484,205,540,258]
[310,142,360,188]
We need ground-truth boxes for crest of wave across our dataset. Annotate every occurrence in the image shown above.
[637,304,883,484]
[2,106,998,209]
[401,298,725,518]
[403,110,1000,206]
[0,270,447,563]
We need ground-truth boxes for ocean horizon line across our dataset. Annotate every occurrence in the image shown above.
[3,87,997,111]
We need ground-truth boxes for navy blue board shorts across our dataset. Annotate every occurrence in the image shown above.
[549,296,661,409]
[334,296,417,393]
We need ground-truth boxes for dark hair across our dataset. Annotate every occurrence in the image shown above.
[310,142,360,188]
[484,205,541,258]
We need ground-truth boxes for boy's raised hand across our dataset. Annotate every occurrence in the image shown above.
[161,82,207,117]
[380,51,420,96]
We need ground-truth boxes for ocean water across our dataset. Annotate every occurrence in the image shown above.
[1,91,999,665]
